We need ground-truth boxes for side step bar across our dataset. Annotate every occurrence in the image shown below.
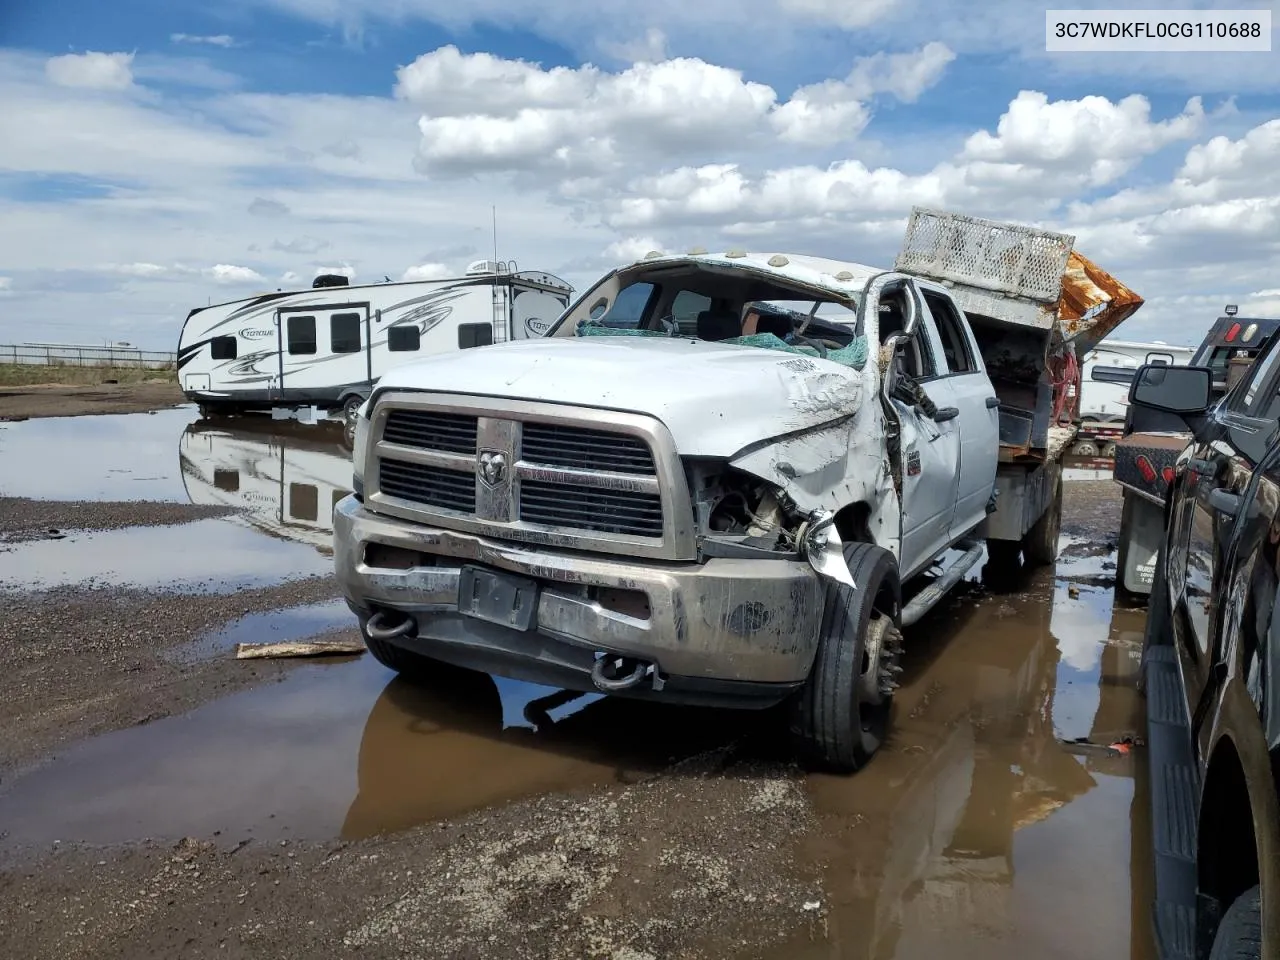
[901,540,984,627]
[1145,642,1199,960]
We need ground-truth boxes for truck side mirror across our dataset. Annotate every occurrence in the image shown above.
[1129,364,1213,415]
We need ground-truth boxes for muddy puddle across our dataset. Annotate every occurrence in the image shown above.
[0,517,334,591]
[776,510,1154,958]
[0,407,198,501]
[0,425,1155,957]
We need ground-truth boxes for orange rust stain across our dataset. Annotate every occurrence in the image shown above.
[1056,250,1144,343]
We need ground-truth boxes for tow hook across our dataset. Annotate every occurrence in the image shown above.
[365,608,416,641]
[591,654,651,692]
[799,509,857,590]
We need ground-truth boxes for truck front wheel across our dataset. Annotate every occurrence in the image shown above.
[1208,885,1262,960]
[791,542,902,773]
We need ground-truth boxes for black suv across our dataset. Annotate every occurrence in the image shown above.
[1130,345,1280,959]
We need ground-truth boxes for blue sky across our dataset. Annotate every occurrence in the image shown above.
[0,0,1278,346]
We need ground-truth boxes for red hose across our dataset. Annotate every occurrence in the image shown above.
[1048,349,1079,426]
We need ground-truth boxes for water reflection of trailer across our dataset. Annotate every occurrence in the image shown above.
[179,417,355,556]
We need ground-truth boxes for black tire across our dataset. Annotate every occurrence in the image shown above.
[1137,539,1171,696]
[1208,885,1262,960]
[341,394,365,421]
[1071,440,1099,457]
[790,542,902,773]
[1022,469,1063,568]
[1101,441,1117,459]
[362,628,436,678]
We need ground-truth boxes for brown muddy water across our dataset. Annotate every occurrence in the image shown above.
[0,408,1156,959]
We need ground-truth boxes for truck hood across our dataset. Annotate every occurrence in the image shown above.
[373,336,866,458]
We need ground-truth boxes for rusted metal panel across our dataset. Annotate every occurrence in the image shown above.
[1055,250,1144,355]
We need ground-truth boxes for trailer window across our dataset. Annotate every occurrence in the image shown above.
[387,325,420,352]
[287,316,316,355]
[289,483,318,522]
[210,336,237,360]
[1146,352,1174,366]
[458,323,493,349]
[330,313,361,354]
[923,292,975,374]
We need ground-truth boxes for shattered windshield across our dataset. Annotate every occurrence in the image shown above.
[572,273,867,369]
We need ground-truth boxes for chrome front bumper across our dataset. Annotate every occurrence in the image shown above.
[333,496,825,705]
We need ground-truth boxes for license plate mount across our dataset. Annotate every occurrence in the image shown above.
[457,566,539,632]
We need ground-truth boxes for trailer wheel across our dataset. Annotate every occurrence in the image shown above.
[341,394,365,422]
[1022,469,1063,568]
[1070,440,1099,457]
[1101,441,1117,458]
[791,542,902,773]
[1207,885,1262,960]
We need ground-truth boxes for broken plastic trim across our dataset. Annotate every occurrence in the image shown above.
[799,509,856,590]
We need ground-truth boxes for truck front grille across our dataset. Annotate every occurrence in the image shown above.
[370,402,673,550]
[521,423,655,474]
[378,458,475,513]
[382,410,477,454]
[519,479,663,537]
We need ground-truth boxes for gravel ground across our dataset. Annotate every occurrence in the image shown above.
[0,498,240,545]
[0,576,346,775]
[0,382,185,420]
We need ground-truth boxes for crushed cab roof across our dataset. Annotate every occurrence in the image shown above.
[619,250,882,301]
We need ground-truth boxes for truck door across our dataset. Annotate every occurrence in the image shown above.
[875,280,963,576]
[920,289,1000,540]
[1176,340,1280,732]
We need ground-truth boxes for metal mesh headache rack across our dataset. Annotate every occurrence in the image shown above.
[894,207,1075,305]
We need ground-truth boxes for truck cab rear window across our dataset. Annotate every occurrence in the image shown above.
[331,313,361,354]
[459,323,493,349]
[287,316,316,355]
[387,325,420,352]
[210,336,237,360]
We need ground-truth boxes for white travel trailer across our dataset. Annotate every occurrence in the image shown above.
[179,416,355,556]
[176,261,574,419]
[1079,338,1195,424]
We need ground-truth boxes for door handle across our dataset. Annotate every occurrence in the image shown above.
[986,396,1000,409]
[933,406,959,423]
[1208,488,1242,518]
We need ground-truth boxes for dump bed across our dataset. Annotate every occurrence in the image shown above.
[894,207,1144,462]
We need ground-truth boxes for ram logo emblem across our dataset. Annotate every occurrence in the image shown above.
[478,450,508,487]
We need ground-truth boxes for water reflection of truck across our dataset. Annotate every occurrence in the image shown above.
[798,572,1143,959]
[179,418,354,556]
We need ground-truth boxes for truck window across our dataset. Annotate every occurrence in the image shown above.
[923,292,975,374]
[387,325,420,352]
[458,323,494,349]
[287,316,316,355]
[330,313,362,354]
[1226,343,1280,464]
[598,282,656,328]
[671,291,712,336]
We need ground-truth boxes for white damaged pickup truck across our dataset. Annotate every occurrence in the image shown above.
[333,208,1141,772]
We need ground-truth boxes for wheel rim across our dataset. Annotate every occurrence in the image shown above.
[855,611,902,751]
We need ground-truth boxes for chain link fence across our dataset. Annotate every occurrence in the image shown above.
[0,343,177,369]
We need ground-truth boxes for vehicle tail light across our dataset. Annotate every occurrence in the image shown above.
[1162,466,1175,487]
[1225,322,1241,342]
[1137,455,1157,484]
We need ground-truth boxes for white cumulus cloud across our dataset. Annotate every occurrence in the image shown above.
[170,34,237,47]
[206,264,266,284]
[45,51,134,91]
[401,262,453,281]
